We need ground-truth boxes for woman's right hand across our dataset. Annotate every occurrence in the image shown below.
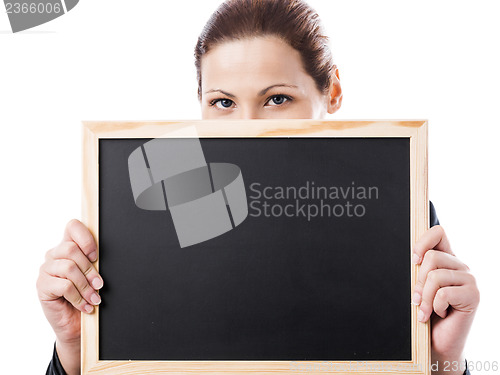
[36,219,103,375]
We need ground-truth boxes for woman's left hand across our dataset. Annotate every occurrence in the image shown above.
[412,225,480,375]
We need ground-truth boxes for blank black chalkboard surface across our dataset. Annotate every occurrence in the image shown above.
[81,120,430,375]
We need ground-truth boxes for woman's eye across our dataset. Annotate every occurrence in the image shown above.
[211,98,234,109]
[266,95,291,106]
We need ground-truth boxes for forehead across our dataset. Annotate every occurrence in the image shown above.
[200,35,311,93]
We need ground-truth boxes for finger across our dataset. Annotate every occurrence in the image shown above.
[40,273,94,314]
[418,269,472,322]
[44,259,101,307]
[432,286,451,319]
[62,219,98,262]
[412,225,454,265]
[414,250,469,297]
[47,241,103,290]
[433,285,480,319]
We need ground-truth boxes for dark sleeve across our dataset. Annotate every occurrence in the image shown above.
[464,358,471,375]
[429,200,440,227]
[46,342,67,375]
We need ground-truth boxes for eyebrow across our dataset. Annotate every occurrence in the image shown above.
[204,84,298,98]
[204,89,236,98]
[258,84,298,96]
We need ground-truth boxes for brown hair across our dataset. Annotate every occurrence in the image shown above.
[194,0,336,101]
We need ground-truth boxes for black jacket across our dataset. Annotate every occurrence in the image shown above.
[46,201,472,375]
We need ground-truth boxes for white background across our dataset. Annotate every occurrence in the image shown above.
[1,0,499,373]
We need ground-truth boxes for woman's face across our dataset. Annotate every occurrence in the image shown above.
[199,35,342,120]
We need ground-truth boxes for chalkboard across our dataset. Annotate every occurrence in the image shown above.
[82,120,430,375]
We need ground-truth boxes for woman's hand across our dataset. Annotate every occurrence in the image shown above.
[412,225,480,375]
[36,219,103,375]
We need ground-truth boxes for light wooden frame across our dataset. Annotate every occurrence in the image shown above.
[82,119,429,375]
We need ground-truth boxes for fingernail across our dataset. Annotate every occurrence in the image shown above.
[412,292,421,305]
[91,293,101,305]
[417,309,425,322]
[412,254,421,264]
[88,252,97,262]
[84,304,94,313]
[92,277,103,289]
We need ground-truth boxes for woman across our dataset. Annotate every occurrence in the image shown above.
[38,1,479,374]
